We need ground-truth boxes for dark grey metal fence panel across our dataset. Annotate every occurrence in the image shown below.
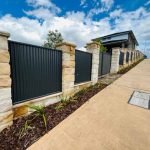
[99,52,111,76]
[9,41,62,104]
[75,50,92,84]
[131,52,133,61]
[102,52,111,75]
[98,53,102,76]
[119,51,124,65]
[126,52,129,63]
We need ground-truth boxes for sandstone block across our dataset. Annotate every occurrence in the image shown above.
[63,60,75,68]
[0,87,11,99]
[63,53,70,61]
[0,63,10,75]
[62,74,74,82]
[0,110,13,125]
[62,82,74,89]
[63,68,75,75]
[0,75,11,87]
[0,36,9,51]
[63,88,74,96]
[0,98,12,113]
[61,45,75,54]
[0,51,10,63]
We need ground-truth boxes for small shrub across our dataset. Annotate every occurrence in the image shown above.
[19,121,32,139]
[54,96,71,111]
[118,58,144,74]
[28,105,47,130]
[60,96,70,106]
[74,89,86,98]
[54,103,64,111]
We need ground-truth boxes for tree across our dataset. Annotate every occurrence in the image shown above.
[100,43,107,52]
[43,30,63,49]
[94,39,107,52]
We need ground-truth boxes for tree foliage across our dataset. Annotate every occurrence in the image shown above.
[94,39,108,52]
[43,30,63,49]
[100,43,107,52]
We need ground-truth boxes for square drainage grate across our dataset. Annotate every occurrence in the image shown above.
[128,91,150,109]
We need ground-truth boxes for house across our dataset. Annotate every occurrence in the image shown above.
[92,30,139,51]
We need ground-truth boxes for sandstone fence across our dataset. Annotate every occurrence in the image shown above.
[0,31,144,131]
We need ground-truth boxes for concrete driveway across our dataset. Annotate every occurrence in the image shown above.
[28,59,150,150]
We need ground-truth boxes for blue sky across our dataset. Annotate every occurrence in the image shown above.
[0,0,150,57]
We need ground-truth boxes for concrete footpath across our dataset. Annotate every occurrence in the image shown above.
[28,59,150,150]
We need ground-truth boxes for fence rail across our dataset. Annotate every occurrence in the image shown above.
[9,40,62,104]
[75,50,92,84]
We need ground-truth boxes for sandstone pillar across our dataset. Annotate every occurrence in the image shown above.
[0,31,13,131]
[85,41,100,84]
[56,42,76,96]
[110,47,120,73]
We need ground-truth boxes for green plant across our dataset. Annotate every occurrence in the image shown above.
[19,121,32,139]
[74,89,86,97]
[28,105,47,130]
[54,96,70,111]
[60,96,70,105]
[43,30,63,49]
[54,103,64,111]
[94,39,107,52]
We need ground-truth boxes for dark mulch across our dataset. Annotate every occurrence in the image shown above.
[117,58,144,74]
[0,83,107,150]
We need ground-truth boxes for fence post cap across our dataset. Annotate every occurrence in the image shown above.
[84,41,100,49]
[56,41,76,48]
[0,31,10,38]
[85,41,100,46]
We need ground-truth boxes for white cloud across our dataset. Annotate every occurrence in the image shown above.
[110,9,122,18]
[0,11,112,48]
[65,11,86,22]
[27,0,51,7]
[145,0,150,6]
[80,0,86,6]
[26,0,61,14]
[24,7,54,19]
[0,14,44,45]
[87,0,114,18]
[87,8,104,18]
[0,6,150,57]
[111,7,150,57]
[101,0,114,11]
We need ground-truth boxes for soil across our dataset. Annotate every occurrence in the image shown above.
[117,58,144,74]
[0,83,107,150]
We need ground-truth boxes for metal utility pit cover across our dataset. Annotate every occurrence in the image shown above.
[129,91,150,109]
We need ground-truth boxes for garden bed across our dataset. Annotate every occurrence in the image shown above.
[0,83,107,150]
[118,58,144,74]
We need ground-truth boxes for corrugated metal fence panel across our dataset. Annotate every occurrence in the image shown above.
[126,52,129,63]
[119,51,124,65]
[75,50,92,84]
[101,52,111,75]
[9,41,62,104]
[131,52,133,61]
[99,52,111,76]
[98,53,102,76]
